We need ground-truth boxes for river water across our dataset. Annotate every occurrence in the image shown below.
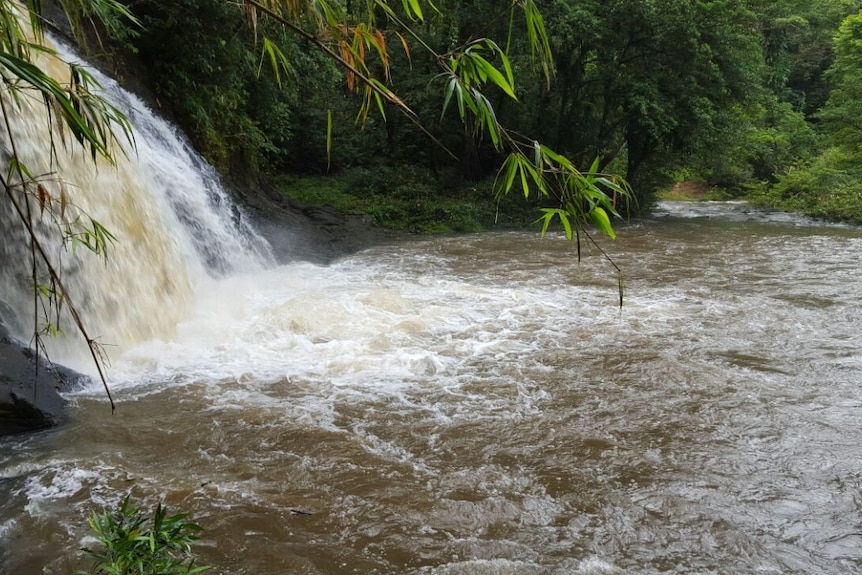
[2,201,862,574]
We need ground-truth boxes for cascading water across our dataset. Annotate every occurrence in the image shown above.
[0,34,273,369]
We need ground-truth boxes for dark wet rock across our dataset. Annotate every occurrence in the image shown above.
[233,183,398,265]
[0,316,86,438]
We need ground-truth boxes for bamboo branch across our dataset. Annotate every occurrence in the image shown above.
[243,0,457,159]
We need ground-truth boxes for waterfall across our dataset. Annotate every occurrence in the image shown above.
[0,35,274,370]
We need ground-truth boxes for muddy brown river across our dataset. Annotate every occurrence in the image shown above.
[2,201,862,574]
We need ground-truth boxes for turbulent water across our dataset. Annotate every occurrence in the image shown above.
[2,196,862,574]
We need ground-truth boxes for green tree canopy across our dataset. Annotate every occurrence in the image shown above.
[820,9,862,154]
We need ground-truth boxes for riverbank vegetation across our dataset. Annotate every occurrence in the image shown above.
[99,0,862,227]
[272,169,543,233]
[747,8,862,223]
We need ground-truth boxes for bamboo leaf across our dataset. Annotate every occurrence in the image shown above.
[503,154,518,195]
[475,91,501,148]
[368,77,393,119]
[441,76,457,120]
[536,208,571,239]
[539,144,577,173]
[538,208,555,237]
[407,0,424,21]
[373,90,386,119]
[7,157,34,182]
[518,157,530,198]
[460,83,478,115]
[37,184,50,214]
[590,207,616,240]
[500,49,515,89]
[559,211,573,240]
[371,29,390,80]
[395,31,412,68]
[0,52,105,155]
[587,155,601,177]
[258,36,293,85]
[522,0,554,82]
[523,160,545,194]
[373,0,397,18]
[479,39,516,89]
[470,54,517,99]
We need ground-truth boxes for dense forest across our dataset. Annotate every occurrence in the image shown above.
[85,0,862,230]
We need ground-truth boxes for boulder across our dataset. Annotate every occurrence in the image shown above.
[0,314,85,437]
[230,182,399,265]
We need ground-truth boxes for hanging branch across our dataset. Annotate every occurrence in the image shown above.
[243,0,630,300]
[244,0,457,159]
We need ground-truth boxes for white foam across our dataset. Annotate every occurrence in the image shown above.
[0,519,16,540]
[89,249,646,402]
[423,558,544,574]
[1,35,273,368]
[23,467,101,515]
[575,557,623,574]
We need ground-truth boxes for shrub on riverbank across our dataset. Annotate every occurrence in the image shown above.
[748,147,862,224]
[272,167,542,234]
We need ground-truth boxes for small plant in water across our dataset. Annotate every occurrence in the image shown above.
[73,495,209,575]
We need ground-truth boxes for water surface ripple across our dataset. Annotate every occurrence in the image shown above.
[2,202,862,574]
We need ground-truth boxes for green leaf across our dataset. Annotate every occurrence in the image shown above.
[441,76,458,120]
[493,153,518,199]
[519,157,531,198]
[522,0,554,81]
[407,0,424,21]
[470,54,517,99]
[368,78,390,118]
[559,210,573,240]
[523,159,545,194]
[475,91,501,148]
[0,52,105,158]
[539,144,577,173]
[503,155,518,195]
[258,36,293,85]
[538,208,555,237]
[590,207,616,239]
[587,155,601,177]
[536,208,571,239]
[7,157,34,182]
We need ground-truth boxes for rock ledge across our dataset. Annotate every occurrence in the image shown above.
[0,319,86,438]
